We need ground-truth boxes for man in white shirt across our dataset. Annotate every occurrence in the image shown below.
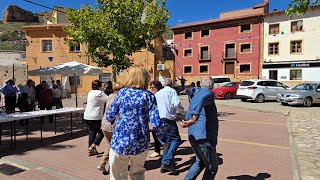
[155,78,184,175]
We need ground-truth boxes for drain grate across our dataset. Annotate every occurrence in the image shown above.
[0,163,26,176]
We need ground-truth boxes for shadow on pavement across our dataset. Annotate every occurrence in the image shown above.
[218,112,236,118]
[176,152,223,173]
[0,114,88,157]
[227,173,271,180]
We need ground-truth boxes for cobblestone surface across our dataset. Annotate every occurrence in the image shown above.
[214,98,320,180]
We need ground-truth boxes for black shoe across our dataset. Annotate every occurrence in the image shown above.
[160,164,178,174]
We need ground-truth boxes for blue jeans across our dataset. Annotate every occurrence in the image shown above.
[184,139,218,180]
[161,119,181,166]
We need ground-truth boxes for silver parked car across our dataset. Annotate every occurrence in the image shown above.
[277,83,320,107]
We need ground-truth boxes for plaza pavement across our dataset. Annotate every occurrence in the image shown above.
[0,95,292,179]
[215,99,320,180]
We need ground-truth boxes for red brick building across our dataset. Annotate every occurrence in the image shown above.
[172,0,269,83]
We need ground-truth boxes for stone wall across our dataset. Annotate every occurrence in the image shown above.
[0,64,27,86]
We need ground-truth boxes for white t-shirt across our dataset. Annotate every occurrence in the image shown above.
[155,86,184,120]
[20,85,36,104]
[53,89,61,98]
[84,90,108,120]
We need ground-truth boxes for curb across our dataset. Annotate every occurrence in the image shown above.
[287,114,301,180]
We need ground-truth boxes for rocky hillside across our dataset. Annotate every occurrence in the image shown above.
[2,5,39,24]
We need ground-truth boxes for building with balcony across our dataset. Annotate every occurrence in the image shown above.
[22,7,175,94]
[172,0,269,83]
[262,7,320,86]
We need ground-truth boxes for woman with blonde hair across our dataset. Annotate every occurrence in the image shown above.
[97,82,124,174]
[106,65,166,180]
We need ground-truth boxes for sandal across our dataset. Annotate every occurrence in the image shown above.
[88,148,99,156]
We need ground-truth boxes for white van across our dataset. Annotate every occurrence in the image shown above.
[211,76,231,88]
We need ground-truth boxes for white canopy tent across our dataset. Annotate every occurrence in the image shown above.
[28,61,103,107]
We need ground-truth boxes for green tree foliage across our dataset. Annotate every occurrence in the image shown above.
[64,0,170,71]
[286,0,319,16]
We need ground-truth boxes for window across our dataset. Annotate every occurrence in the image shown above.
[240,64,251,73]
[240,81,255,86]
[291,40,302,54]
[257,81,276,87]
[269,42,279,55]
[213,78,231,83]
[291,21,303,33]
[184,66,192,74]
[201,30,210,37]
[42,40,52,52]
[199,65,208,73]
[199,46,209,60]
[240,24,251,33]
[240,43,251,53]
[69,41,80,52]
[184,32,192,39]
[184,49,192,57]
[269,24,279,34]
[290,69,302,80]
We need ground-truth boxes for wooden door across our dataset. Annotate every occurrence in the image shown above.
[225,62,235,74]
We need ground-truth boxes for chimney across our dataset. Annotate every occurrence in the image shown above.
[264,0,270,13]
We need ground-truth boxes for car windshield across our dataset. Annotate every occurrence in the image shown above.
[240,81,255,86]
[292,83,317,91]
[223,82,237,87]
[214,78,231,83]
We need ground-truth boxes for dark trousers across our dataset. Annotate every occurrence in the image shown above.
[184,139,218,180]
[59,98,63,108]
[5,96,16,113]
[40,104,53,122]
[86,120,104,147]
[161,119,181,166]
[53,98,61,109]
[152,129,161,153]
[20,103,33,125]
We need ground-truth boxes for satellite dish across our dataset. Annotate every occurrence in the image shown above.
[297,20,303,27]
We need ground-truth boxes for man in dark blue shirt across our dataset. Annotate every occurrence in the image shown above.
[180,77,219,180]
[2,79,19,113]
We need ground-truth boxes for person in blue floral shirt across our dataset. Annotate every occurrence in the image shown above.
[106,65,165,180]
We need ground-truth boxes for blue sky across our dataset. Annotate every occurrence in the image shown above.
[0,0,293,25]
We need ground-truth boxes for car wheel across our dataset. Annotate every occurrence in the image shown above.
[303,97,313,107]
[224,92,233,100]
[255,94,265,103]
[281,102,288,106]
[241,98,248,102]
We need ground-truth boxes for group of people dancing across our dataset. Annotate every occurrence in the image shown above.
[83,65,219,180]
[0,79,64,125]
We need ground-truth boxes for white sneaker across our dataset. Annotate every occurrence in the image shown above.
[97,165,107,173]
[149,152,161,158]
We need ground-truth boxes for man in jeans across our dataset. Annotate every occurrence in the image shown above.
[180,77,219,180]
[155,78,184,174]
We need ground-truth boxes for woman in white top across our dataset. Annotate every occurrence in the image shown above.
[84,80,108,156]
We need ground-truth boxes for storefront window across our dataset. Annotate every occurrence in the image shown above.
[290,69,302,80]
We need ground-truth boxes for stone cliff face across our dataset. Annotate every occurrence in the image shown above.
[2,5,39,24]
